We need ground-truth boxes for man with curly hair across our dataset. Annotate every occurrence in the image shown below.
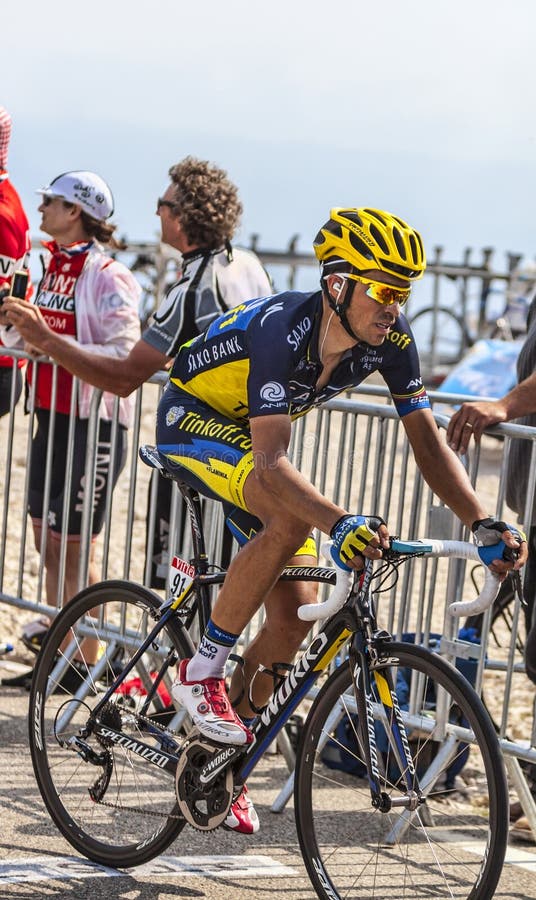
[2,157,271,835]
[4,156,271,394]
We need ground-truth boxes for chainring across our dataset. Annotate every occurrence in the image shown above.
[175,735,234,831]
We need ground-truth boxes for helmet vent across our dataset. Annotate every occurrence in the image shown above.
[381,258,420,278]
[349,231,374,260]
[369,224,389,254]
[413,231,424,260]
[323,221,343,239]
[393,227,407,260]
[363,209,387,226]
[340,210,364,227]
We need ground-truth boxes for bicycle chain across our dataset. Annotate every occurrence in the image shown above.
[92,707,187,819]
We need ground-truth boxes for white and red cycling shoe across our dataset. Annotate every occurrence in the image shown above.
[224,785,260,834]
[171,659,254,746]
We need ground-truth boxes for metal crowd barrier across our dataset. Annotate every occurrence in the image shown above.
[0,351,535,833]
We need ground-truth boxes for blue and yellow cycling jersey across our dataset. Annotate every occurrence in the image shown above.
[169,290,430,421]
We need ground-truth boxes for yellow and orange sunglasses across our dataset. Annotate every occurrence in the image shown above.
[345,273,411,307]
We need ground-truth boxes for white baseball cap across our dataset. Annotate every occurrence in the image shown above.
[37,170,114,221]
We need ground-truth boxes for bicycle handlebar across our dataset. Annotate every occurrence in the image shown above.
[296,539,501,623]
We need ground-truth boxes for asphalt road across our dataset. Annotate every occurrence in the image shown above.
[1,674,536,900]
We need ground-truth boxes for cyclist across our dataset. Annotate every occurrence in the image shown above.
[152,207,525,832]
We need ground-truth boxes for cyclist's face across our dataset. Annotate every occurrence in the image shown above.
[343,271,408,346]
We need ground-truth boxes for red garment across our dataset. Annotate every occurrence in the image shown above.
[0,172,32,368]
[114,672,172,708]
[27,240,91,414]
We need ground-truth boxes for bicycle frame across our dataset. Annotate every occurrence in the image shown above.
[78,542,422,814]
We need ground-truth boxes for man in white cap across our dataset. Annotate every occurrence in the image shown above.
[0,105,32,417]
[0,169,141,663]
[3,157,271,395]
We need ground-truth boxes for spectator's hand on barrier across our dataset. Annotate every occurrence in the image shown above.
[2,296,50,349]
[471,517,527,576]
[23,341,43,359]
[330,514,389,571]
[447,401,507,454]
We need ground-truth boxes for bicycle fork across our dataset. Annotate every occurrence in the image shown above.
[350,640,423,813]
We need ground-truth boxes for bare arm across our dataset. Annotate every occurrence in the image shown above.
[1,297,167,395]
[403,407,487,528]
[246,414,348,534]
[403,407,527,570]
[245,414,389,568]
[446,372,536,454]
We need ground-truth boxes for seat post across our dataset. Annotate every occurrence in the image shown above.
[176,480,209,573]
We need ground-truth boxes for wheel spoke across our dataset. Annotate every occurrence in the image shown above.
[295,644,508,899]
[29,581,193,866]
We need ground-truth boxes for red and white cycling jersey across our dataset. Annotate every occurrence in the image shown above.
[1,238,141,426]
[0,172,32,367]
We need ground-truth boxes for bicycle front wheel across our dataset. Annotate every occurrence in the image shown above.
[295,642,507,900]
[29,580,195,867]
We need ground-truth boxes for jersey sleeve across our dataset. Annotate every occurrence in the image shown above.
[143,280,192,357]
[81,260,141,357]
[379,315,431,417]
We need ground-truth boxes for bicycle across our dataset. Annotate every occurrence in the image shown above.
[28,444,509,899]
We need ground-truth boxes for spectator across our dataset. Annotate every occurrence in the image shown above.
[0,170,141,649]
[447,299,536,843]
[2,155,271,835]
[447,299,536,683]
[2,156,272,585]
[0,105,32,418]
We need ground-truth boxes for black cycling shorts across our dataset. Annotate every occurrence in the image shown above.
[28,409,127,538]
[156,385,317,557]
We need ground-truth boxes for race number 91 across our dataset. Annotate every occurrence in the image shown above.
[169,556,196,603]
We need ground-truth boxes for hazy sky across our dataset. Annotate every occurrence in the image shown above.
[4,0,536,278]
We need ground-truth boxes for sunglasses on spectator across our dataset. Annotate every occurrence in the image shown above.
[41,195,74,209]
[345,273,411,306]
[157,197,178,213]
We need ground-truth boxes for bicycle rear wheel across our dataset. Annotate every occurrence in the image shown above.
[295,642,507,900]
[29,580,195,867]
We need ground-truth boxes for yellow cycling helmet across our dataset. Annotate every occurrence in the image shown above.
[313,207,426,282]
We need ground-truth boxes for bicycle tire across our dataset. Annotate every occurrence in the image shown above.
[409,306,468,369]
[294,641,508,900]
[29,579,195,867]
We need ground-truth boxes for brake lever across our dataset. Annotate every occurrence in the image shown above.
[510,569,527,607]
